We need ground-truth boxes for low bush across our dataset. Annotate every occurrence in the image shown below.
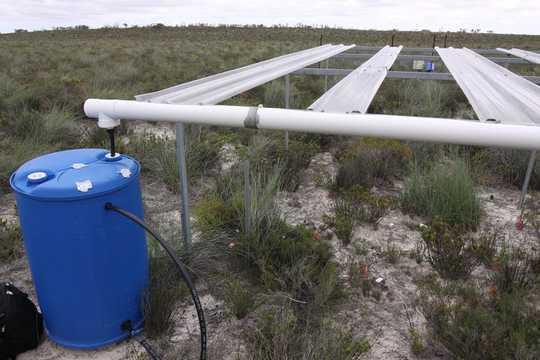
[247,304,370,360]
[469,231,500,267]
[419,277,540,360]
[195,162,336,304]
[481,148,540,190]
[335,138,412,190]
[490,246,539,294]
[401,158,481,231]
[144,256,188,338]
[244,133,320,192]
[224,276,254,319]
[419,219,477,280]
[124,126,221,192]
[0,219,24,262]
[326,186,396,244]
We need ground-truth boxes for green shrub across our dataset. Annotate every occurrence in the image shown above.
[224,276,254,319]
[469,231,500,267]
[144,256,188,338]
[195,162,336,304]
[329,198,356,245]
[335,138,412,190]
[420,219,477,280]
[124,127,220,192]
[401,158,481,230]
[327,186,396,244]
[482,148,540,190]
[248,305,370,360]
[491,246,539,294]
[0,219,24,262]
[419,279,540,360]
[244,133,320,192]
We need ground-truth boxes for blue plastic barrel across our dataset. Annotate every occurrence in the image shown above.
[10,148,149,349]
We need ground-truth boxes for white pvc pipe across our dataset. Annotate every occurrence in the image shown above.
[84,99,540,150]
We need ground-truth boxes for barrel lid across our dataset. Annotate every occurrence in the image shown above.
[10,149,140,201]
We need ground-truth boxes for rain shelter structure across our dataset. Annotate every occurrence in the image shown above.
[84,43,540,249]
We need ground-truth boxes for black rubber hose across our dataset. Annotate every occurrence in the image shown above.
[105,202,208,360]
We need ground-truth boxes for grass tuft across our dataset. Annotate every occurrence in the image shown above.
[401,158,481,231]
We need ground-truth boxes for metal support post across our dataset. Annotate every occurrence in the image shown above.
[175,122,192,253]
[243,159,251,236]
[519,150,537,209]
[284,75,290,151]
[391,33,395,47]
[443,33,448,48]
[324,59,329,92]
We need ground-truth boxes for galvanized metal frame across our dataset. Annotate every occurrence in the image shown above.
[134,44,354,250]
[292,68,540,84]
[336,52,529,64]
[124,43,540,246]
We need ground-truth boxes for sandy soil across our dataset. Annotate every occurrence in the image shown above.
[1,150,537,359]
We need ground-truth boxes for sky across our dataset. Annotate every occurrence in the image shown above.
[1,0,539,35]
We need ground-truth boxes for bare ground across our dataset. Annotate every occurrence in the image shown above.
[1,150,537,359]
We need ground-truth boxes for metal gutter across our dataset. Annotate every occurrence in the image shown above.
[497,48,540,65]
[436,47,540,126]
[135,44,354,105]
[308,46,402,114]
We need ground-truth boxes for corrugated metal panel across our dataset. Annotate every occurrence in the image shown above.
[135,44,354,105]
[436,47,540,126]
[308,45,402,114]
[497,48,540,65]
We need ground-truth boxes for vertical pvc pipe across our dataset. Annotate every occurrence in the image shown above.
[284,75,290,151]
[243,159,251,236]
[519,150,537,209]
[175,122,192,253]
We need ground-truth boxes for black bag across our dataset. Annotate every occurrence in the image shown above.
[0,283,43,360]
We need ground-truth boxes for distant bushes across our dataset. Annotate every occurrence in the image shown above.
[401,158,481,231]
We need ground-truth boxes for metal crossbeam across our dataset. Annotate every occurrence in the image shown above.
[436,47,540,125]
[353,45,531,54]
[309,45,402,114]
[292,68,540,84]
[336,53,528,64]
[497,48,540,65]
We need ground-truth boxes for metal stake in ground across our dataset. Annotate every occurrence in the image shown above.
[175,122,192,253]
[519,150,537,209]
[243,159,252,236]
[284,75,291,151]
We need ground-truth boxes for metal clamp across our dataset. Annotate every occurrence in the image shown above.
[244,106,261,129]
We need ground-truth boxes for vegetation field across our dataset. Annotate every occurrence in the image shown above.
[1,25,540,359]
